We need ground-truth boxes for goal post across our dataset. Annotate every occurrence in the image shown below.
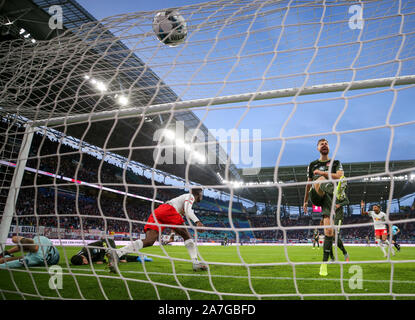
[33,75,415,128]
[0,124,34,249]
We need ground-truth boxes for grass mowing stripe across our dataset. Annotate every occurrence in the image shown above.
[24,266,415,285]
[1,245,414,299]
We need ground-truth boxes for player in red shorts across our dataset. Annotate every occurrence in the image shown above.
[108,188,208,272]
[361,200,394,257]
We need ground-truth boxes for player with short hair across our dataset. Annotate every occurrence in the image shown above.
[108,188,207,273]
[391,225,401,252]
[303,138,348,276]
[361,201,394,257]
[0,235,59,268]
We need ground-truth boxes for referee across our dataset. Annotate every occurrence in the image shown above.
[391,225,401,252]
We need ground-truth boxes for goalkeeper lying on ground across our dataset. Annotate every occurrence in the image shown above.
[70,237,152,265]
[0,235,60,268]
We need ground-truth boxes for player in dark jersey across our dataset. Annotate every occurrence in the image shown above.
[303,138,348,276]
[70,238,151,265]
[328,195,350,262]
[391,225,401,252]
[70,239,111,265]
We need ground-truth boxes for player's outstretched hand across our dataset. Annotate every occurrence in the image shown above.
[303,202,308,214]
[196,221,206,233]
[360,200,368,215]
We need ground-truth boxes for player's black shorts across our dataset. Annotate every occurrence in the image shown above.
[309,183,336,218]
[392,235,398,242]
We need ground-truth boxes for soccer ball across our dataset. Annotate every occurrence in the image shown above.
[152,10,187,47]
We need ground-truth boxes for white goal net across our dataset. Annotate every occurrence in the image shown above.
[1,0,415,300]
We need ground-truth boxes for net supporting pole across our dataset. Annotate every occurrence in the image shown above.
[32,75,415,128]
[0,124,34,250]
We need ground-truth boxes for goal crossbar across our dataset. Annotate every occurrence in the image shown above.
[33,75,415,127]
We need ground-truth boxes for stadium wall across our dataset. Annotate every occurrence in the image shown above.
[6,238,415,247]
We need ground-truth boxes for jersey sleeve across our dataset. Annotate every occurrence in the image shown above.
[307,163,313,179]
[183,194,200,223]
[334,160,344,173]
[0,259,24,269]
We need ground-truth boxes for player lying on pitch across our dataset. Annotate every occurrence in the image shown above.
[70,237,152,265]
[0,235,60,269]
[107,188,207,273]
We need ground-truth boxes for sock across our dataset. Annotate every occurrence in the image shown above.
[184,239,198,263]
[323,236,333,262]
[329,246,334,260]
[376,239,386,255]
[337,238,348,255]
[116,240,143,258]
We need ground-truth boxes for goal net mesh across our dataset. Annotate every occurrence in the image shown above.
[1,0,415,300]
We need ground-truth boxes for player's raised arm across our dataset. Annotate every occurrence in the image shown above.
[360,200,368,215]
[303,177,312,213]
[184,189,205,232]
[315,163,344,180]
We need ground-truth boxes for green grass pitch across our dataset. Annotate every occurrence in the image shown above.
[1,245,414,300]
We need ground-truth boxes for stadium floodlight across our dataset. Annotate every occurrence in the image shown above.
[95,81,107,92]
[19,28,25,34]
[117,95,129,106]
[194,151,206,163]
[163,129,175,140]
[84,74,90,80]
[176,139,185,148]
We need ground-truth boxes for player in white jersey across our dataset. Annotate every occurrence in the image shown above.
[108,188,207,273]
[361,201,394,257]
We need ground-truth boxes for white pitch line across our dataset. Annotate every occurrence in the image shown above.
[36,266,415,285]
[120,270,415,285]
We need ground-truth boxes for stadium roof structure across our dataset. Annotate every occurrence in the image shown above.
[236,160,415,207]
[0,0,241,187]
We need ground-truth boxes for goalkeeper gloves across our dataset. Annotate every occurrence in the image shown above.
[0,250,12,258]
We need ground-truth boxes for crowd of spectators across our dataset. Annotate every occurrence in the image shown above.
[11,184,415,243]
[4,131,415,243]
